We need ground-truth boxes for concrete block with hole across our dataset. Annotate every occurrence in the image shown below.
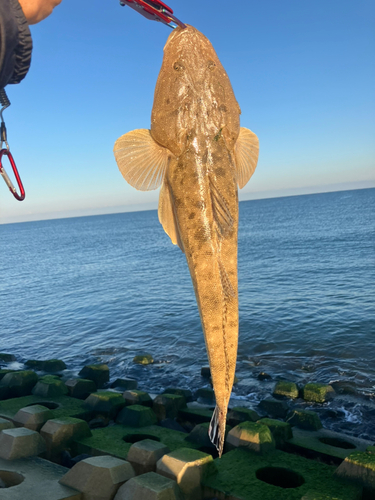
[13,404,54,431]
[114,471,182,500]
[334,450,375,490]
[156,448,215,500]
[122,389,153,407]
[126,439,170,474]
[0,427,46,460]
[59,455,135,500]
[40,417,91,461]
[285,427,372,464]
[226,421,275,454]
[116,405,158,427]
[83,391,125,418]
[0,370,38,398]
[0,417,14,431]
[65,378,97,399]
[32,376,69,398]
[0,456,82,500]
[78,364,109,389]
[153,394,187,421]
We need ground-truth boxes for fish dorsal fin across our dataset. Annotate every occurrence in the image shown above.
[234,127,259,189]
[158,181,185,252]
[209,178,234,236]
[219,260,236,298]
[114,129,171,191]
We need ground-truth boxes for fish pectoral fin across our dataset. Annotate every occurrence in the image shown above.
[209,178,234,236]
[158,181,185,252]
[234,127,259,189]
[113,129,172,191]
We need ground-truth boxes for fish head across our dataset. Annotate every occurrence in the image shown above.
[151,25,241,157]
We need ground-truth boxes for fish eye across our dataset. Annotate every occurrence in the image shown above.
[174,62,185,72]
[208,61,216,71]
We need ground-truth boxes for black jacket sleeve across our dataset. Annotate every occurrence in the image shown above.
[0,0,32,89]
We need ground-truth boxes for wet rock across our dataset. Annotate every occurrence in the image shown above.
[258,397,289,419]
[286,409,323,431]
[59,455,135,499]
[111,378,138,391]
[157,448,215,500]
[201,367,211,378]
[330,380,358,396]
[302,383,335,403]
[13,404,54,432]
[0,354,16,363]
[227,406,260,427]
[78,364,110,388]
[126,439,170,475]
[153,394,187,421]
[273,380,299,399]
[114,472,181,500]
[0,370,38,398]
[65,378,97,399]
[0,427,46,460]
[163,388,193,402]
[123,389,153,407]
[26,359,67,373]
[32,375,69,398]
[257,372,272,381]
[116,405,158,427]
[195,388,215,405]
[83,391,126,419]
[133,354,154,365]
[226,422,275,454]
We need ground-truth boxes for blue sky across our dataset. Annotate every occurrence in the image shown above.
[0,0,374,223]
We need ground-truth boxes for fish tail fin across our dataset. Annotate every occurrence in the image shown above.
[209,406,226,458]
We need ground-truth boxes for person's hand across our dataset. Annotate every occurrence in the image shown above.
[18,0,62,25]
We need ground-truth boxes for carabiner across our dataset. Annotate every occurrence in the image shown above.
[0,148,25,201]
[120,0,186,29]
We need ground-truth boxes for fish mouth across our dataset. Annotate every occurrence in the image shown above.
[163,24,195,51]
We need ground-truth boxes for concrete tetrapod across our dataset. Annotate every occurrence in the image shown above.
[59,455,135,500]
[0,427,46,460]
[114,472,182,500]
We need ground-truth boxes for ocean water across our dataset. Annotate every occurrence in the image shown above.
[0,188,374,440]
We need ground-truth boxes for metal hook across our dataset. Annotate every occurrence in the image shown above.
[0,149,25,201]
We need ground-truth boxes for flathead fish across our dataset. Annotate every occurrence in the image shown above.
[114,25,259,457]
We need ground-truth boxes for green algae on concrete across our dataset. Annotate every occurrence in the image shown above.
[302,383,335,403]
[367,446,375,454]
[133,354,154,365]
[83,391,125,418]
[25,359,67,373]
[78,364,109,388]
[185,422,231,450]
[116,404,158,427]
[0,353,16,362]
[0,370,38,398]
[287,409,323,430]
[73,423,200,461]
[257,418,293,448]
[178,407,213,425]
[32,376,69,398]
[153,394,187,421]
[334,451,375,490]
[228,406,260,426]
[226,421,275,454]
[273,380,299,399]
[0,395,86,421]
[163,388,193,402]
[202,448,362,500]
[258,397,289,418]
[123,389,153,407]
[195,388,215,404]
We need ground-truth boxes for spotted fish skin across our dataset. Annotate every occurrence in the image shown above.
[114,25,259,457]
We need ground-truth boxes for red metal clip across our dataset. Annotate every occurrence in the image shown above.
[0,149,25,201]
[120,0,186,29]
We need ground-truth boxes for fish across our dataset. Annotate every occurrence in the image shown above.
[113,25,259,457]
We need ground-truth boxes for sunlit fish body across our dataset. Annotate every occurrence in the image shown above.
[114,25,259,456]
